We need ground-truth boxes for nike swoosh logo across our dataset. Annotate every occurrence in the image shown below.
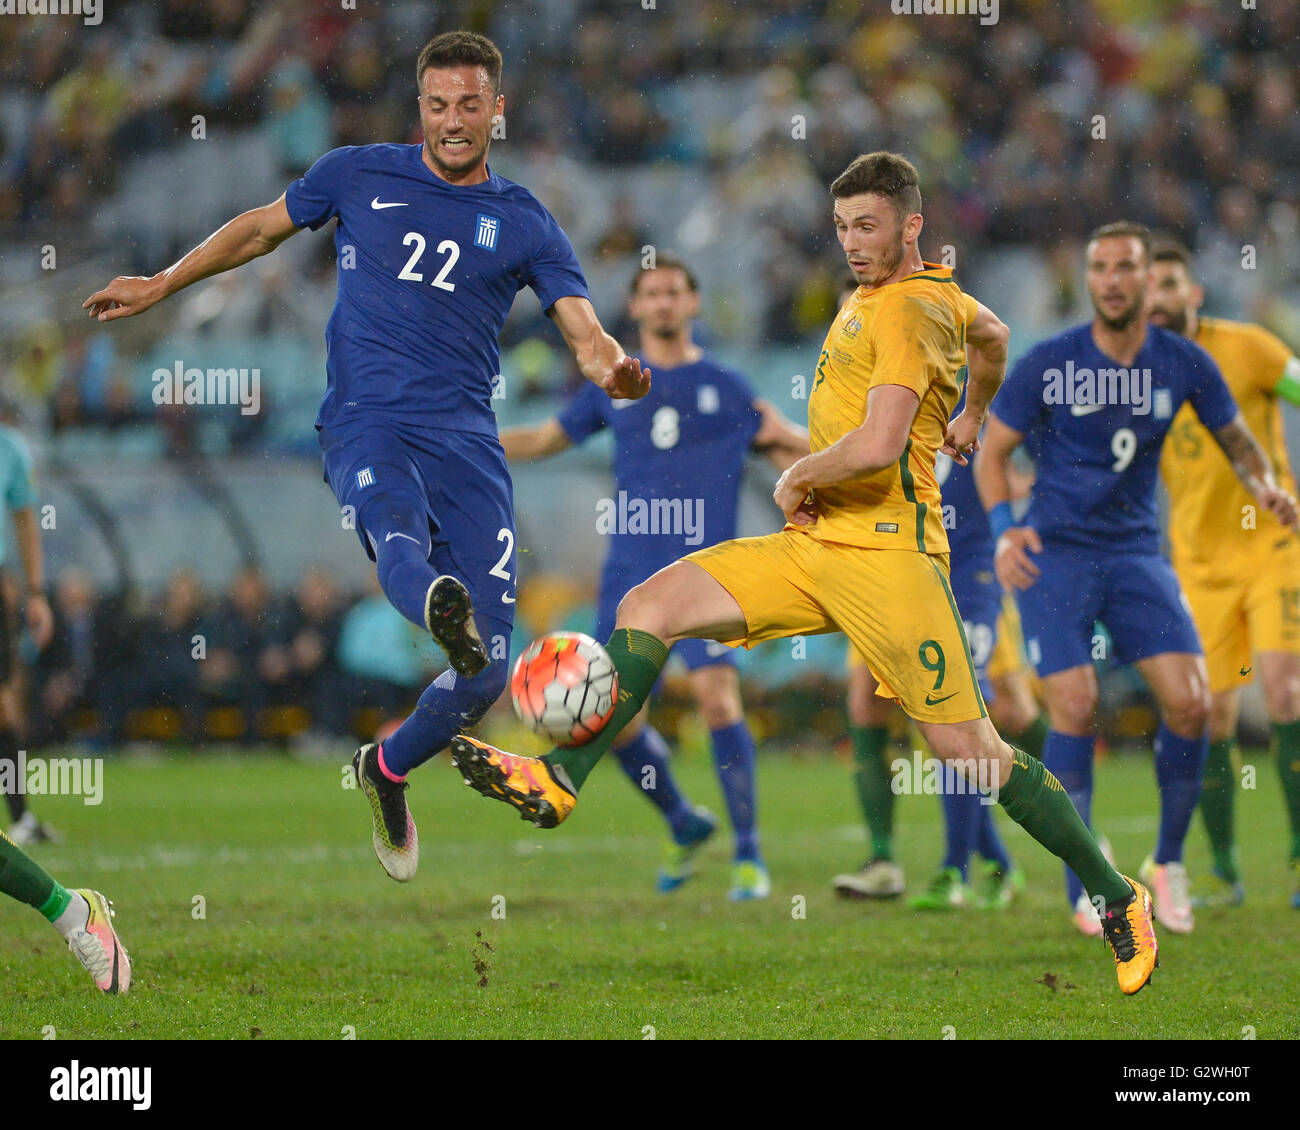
[924,691,959,706]
[501,593,516,604]
[1069,403,1106,417]
[371,197,408,209]
[385,531,421,544]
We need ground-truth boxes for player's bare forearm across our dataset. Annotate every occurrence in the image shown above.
[13,508,44,594]
[752,399,809,472]
[84,195,298,321]
[1212,414,1297,525]
[762,441,809,473]
[550,296,649,399]
[963,302,1010,418]
[1214,414,1276,496]
[498,419,571,463]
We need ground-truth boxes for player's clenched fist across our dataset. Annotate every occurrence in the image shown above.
[1258,485,1299,530]
[994,526,1042,590]
[602,355,651,400]
[82,276,162,322]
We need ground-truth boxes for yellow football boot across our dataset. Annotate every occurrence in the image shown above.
[450,735,576,828]
[1100,876,1160,995]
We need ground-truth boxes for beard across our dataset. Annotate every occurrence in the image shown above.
[857,235,905,287]
[1149,307,1188,335]
[648,321,683,340]
[423,132,488,177]
[1092,291,1145,332]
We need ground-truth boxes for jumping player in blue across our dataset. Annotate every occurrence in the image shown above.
[83,32,650,883]
[976,222,1297,934]
[500,256,807,899]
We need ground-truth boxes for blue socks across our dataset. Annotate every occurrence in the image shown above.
[711,721,760,863]
[380,614,511,776]
[616,720,761,861]
[613,727,694,838]
[1044,730,1095,905]
[940,767,976,878]
[939,770,1010,879]
[1153,722,1207,865]
[974,800,1011,872]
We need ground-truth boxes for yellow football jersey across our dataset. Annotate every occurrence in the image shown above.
[1160,316,1298,572]
[800,262,978,554]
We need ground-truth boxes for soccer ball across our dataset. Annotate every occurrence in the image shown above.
[511,631,619,747]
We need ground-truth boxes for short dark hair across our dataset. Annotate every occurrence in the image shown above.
[1087,221,1152,263]
[629,253,699,297]
[416,31,503,94]
[829,152,922,218]
[1151,237,1194,274]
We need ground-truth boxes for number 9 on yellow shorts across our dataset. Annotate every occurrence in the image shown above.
[684,529,987,724]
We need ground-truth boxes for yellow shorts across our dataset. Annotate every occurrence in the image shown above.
[986,594,1029,683]
[686,530,986,724]
[1177,542,1300,694]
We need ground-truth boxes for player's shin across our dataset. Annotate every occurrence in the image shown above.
[544,628,669,793]
[1153,723,1208,864]
[1198,738,1239,880]
[851,725,896,859]
[0,827,65,916]
[1273,719,1300,861]
[996,746,1132,906]
[381,626,511,776]
[1005,714,1048,760]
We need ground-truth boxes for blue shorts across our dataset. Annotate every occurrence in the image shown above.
[1014,544,1202,678]
[319,421,517,625]
[596,559,737,673]
[950,563,1001,700]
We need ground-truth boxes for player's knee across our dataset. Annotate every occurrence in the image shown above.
[696,679,742,729]
[989,689,1036,736]
[1047,688,1097,734]
[615,581,670,638]
[1161,679,1210,737]
[1207,696,1238,742]
[1261,667,1300,723]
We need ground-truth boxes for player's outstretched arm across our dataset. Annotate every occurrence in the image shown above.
[548,296,650,400]
[975,413,1042,590]
[1212,413,1299,529]
[83,194,300,322]
[499,418,572,463]
[751,399,809,472]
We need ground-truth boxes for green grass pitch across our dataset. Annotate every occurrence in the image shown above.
[1,745,1296,1040]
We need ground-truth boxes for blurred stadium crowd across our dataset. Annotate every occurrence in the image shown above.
[0,0,1296,749]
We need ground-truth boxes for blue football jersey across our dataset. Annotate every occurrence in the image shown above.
[285,143,590,435]
[992,323,1238,554]
[934,388,995,572]
[559,357,762,569]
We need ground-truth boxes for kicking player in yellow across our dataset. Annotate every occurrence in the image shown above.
[452,152,1159,994]
[834,597,1043,910]
[1151,239,1300,908]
